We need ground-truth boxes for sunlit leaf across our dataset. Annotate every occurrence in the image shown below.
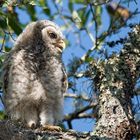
[72,10,82,28]
[56,0,62,4]
[77,7,87,26]
[72,10,81,22]
[29,1,36,5]
[38,0,46,6]
[94,6,102,27]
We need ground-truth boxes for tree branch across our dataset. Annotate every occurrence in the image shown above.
[64,93,91,102]
[0,34,6,53]
[0,120,113,140]
[63,103,97,121]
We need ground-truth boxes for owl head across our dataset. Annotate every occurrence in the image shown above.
[15,20,66,53]
[39,20,66,53]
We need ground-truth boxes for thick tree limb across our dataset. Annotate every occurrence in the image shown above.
[91,24,140,139]
[93,90,136,140]
[0,120,113,140]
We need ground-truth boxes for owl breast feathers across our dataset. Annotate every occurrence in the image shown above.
[2,20,67,128]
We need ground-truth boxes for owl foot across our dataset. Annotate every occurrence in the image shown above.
[27,121,37,129]
[39,125,62,132]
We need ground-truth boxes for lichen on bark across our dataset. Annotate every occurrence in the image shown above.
[91,25,140,139]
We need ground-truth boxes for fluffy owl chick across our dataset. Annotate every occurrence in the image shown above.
[2,20,67,130]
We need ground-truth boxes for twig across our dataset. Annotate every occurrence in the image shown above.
[98,10,140,45]
[3,30,16,42]
[80,27,96,62]
[134,0,137,4]
[0,94,4,108]
[53,2,74,34]
[63,103,97,121]
[90,0,112,6]
[67,120,73,129]
[65,113,93,129]
[0,34,6,53]
[64,93,91,102]
[89,3,98,48]
[76,112,93,119]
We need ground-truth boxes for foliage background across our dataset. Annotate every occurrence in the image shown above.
[0,0,140,132]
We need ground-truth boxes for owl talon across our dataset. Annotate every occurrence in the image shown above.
[39,125,62,132]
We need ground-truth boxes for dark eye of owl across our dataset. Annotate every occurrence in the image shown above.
[48,32,57,39]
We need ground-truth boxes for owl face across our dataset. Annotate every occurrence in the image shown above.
[41,20,66,53]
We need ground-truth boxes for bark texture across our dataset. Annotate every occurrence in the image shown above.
[89,25,140,139]
[93,90,136,139]
[0,120,123,140]
[0,120,106,140]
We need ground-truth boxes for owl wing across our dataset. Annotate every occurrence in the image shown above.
[1,52,12,94]
[61,67,68,93]
[1,50,13,93]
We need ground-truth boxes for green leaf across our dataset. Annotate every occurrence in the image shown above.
[42,7,50,16]
[4,46,12,52]
[0,11,7,29]
[85,57,93,63]
[27,5,37,21]
[68,1,73,12]
[77,7,90,27]
[38,0,45,6]
[0,17,7,29]
[95,6,102,27]
[7,16,22,35]
[74,0,85,4]
[39,0,51,16]
[38,0,47,8]
[0,53,5,65]
[83,9,90,25]
[0,111,5,120]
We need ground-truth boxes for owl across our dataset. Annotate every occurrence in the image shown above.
[2,20,67,130]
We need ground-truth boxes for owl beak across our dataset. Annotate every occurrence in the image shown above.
[57,39,66,52]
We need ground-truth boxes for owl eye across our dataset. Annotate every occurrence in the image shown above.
[48,32,57,39]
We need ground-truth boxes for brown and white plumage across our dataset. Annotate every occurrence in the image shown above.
[2,20,67,129]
